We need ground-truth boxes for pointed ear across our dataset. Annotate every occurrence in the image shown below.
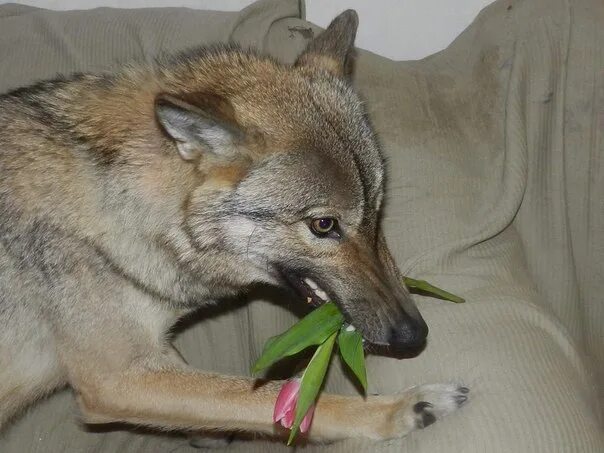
[295,9,358,79]
[155,94,242,161]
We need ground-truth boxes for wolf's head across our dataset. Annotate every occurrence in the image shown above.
[155,11,428,352]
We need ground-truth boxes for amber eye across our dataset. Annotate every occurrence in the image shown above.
[310,218,338,237]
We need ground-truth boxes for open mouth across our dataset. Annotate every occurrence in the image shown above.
[280,270,361,335]
[282,272,331,308]
[278,270,425,357]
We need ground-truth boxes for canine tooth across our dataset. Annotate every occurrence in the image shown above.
[345,324,356,332]
[314,289,328,301]
[306,297,313,304]
[304,278,318,290]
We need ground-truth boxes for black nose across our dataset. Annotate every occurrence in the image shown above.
[388,318,429,350]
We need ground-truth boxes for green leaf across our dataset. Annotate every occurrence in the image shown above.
[251,302,344,375]
[287,331,337,445]
[403,277,465,303]
[337,326,367,393]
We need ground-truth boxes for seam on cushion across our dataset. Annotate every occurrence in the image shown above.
[0,3,41,18]
[261,15,303,53]
[558,0,588,368]
[260,0,306,51]
[228,0,301,52]
[298,0,306,21]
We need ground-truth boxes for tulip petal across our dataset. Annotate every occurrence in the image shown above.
[299,403,316,433]
[281,407,295,428]
[273,380,300,423]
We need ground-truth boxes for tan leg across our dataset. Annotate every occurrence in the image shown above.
[73,357,468,442]
[51,284,468,443]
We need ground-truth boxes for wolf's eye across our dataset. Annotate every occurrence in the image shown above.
[310,218,339,237]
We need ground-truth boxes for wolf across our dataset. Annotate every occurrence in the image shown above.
[0,10,467,444]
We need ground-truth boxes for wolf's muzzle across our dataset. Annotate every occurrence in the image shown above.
[388,316,429,351]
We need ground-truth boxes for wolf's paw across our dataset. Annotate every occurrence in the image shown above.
[402,383,469,430]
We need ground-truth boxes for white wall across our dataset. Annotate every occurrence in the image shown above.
[3,0,495,60]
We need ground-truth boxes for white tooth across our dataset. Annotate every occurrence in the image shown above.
[345,324,356,332]
[306,297,313,304]
[314,289,328,301]
[304,278,318,290]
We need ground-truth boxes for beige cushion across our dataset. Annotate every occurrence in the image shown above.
[0,0,602,451]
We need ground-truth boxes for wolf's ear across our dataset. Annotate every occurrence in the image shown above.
[295,9,358,79]
[155,94,242,161]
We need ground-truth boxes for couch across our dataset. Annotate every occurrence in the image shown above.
[0,0,602,451]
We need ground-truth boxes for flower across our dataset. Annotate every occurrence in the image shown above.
[273,379,316,433]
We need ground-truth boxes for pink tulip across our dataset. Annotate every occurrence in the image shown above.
[273,379,316,433]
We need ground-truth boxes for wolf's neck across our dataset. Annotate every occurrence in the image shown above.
[49,71,218,306]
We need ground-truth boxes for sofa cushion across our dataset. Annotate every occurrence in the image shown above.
[0,0,300,93]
